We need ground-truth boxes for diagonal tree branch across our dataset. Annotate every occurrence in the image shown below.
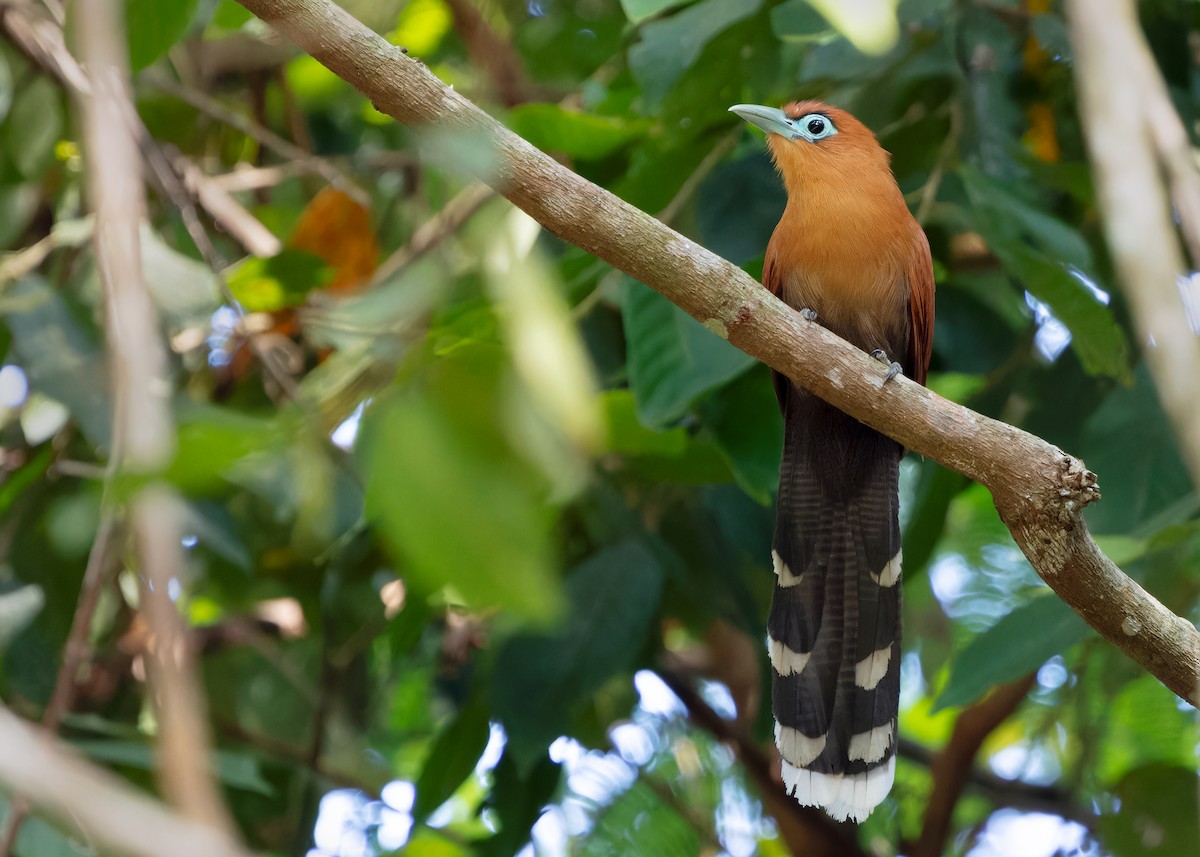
[229,0,1200,709]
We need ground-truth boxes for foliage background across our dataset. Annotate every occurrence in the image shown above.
[0,0,1198,855]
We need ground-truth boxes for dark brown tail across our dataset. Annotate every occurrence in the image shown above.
[768,386,902,823]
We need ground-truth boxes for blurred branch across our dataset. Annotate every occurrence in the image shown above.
[655,668,868,857]
[144,72,366,204]
[232,0,1200,711]
[0,704,253,857]
[76,0,235,835]
[911,675,1036,857]
[897,736,1094,825]
[442,0,533,106]
[0,514,121,855]
[1067,0,1200,486]
[371,181,495,284]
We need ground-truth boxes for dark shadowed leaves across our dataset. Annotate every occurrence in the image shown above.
[491,541,664,768]
[622,279,755,427]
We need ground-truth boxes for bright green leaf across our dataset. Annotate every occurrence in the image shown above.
[507,104,646,161]
[361,385,562,622]
[225,250,332,313]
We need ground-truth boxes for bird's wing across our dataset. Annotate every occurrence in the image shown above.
[906,228,936,387]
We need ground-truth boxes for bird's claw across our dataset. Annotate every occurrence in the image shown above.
[871,349,903,384]
[800,308,818,321]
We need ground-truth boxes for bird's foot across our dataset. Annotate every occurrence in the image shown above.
[872,349,903,384]
[800,308,818,321]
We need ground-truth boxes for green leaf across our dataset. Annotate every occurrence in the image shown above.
[581,781,699,857]
[73,740,274,795]
[413,696,491,822]
[935,591,1091,710]
[1080,365,1194,534]
[621,279,755,427]
[167,405,283,495]
[628,0,762,107]
[6,76,61,178]
[361,380,562,622]
[959,165,1130,379]
[696,152,786,265]
[491,541,664,767]
[619,0,695,24]
[1099,765,1200,857]
[2,277,110,447]
[225,250,332,313]
[0,52,14,126]
[507,104,646,161]
[703,366,782,504]
[770,0,835,42]
[125,0,199,71]
[0,585,43,650]
[478,754,561,857]
[1002,245,1131,382]
[140,226,222,328]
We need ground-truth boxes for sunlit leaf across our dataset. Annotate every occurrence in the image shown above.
[507,104,647,161]
[361,379,562,622]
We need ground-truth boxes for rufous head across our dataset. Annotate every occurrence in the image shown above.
[728,100,891,194]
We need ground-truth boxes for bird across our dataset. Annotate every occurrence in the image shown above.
[728,100,935,823]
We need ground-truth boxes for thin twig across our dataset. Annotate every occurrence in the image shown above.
[144,71,366,204]
[370,181,495,284]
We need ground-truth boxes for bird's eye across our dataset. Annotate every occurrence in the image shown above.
[796,113,836,141]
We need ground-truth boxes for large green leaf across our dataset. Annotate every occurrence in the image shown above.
[1100,765,1200,857]
[703,365,782,504]
[125,0,199,71]
[2,277,110,447]
[6,76,61,179]
[361,377,562,622]
[491,541,664,767]
[1080,365,1194,535]
[628,0,762,107]
[959,165,1130,381]
[621,279,755,427]
[507,104,647,161]
[935,591,1092,710]
[619,0,695,24]
[412,696,491,823]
